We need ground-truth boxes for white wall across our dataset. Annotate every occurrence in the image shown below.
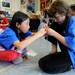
[10,0,20,14]
[0,0,10,11]
[63,0,75,5]
[0,0,20,15]
[1,0,75,15]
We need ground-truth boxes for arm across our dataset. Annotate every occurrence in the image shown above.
[46,28,68,47]
[14,28,46,50]
[47,17,75,48]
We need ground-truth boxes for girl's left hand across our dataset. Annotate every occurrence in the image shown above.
[44,25,55,36]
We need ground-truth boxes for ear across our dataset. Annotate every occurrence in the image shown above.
[16,23,20,28]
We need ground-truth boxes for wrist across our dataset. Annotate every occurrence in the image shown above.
[52,31,56,36]
[48,28,56,36]
[34,32,41,38]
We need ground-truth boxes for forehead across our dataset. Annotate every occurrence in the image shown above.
[54,13,65,17]
[22,19,29,23]
[54,13,61,18]
[20,19,30,26]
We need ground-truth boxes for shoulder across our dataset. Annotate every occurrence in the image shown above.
[67,16,75,26]
[0,27,19,42]
[3,27,16,36]
[70,16,75,19]
[69,16,75,22]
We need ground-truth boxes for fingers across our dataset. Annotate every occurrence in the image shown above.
[43,24,48,28]
[38,23,50,35]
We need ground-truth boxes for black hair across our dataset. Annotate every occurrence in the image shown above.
[70,4,75,12]
[55,6,68,16]
[9,11,29,37]
[48,0,69,17]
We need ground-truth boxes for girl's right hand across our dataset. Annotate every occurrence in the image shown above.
[37,28,46,37]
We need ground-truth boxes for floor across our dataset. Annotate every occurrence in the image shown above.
[0,37,75,75]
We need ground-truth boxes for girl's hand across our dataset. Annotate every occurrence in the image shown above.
[37,28,46,37]
[47,28,55,36]
[44,25,55,36]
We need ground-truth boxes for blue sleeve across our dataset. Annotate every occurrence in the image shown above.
[67,17,75,36]
[65,36,75,51]
[65,16,75,51]
[0,28,19,49]
[20,31,32,39]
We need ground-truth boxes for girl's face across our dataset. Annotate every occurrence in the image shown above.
[54,13,66,24]
[17,19,30,33]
